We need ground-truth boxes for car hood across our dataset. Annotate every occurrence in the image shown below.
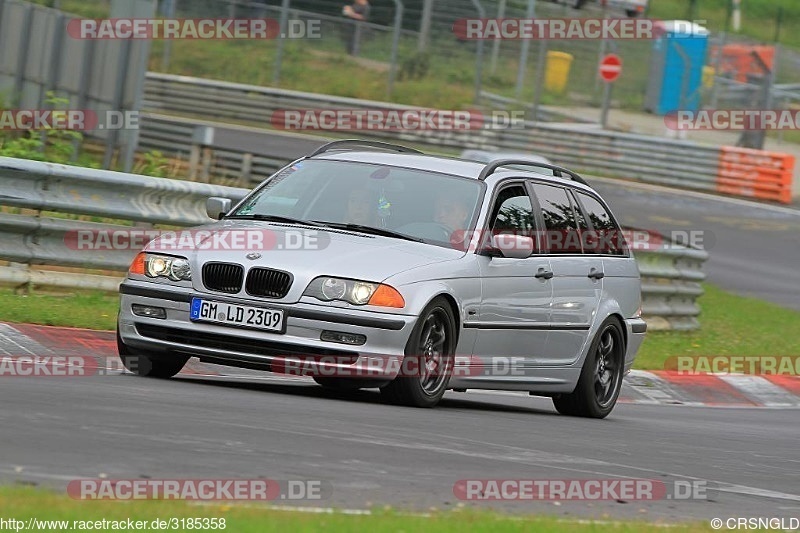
[145,220,464,300]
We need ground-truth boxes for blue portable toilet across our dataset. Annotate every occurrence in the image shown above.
[644,21,710,115]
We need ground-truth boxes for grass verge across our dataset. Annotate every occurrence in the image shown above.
[0,485,712,532]
[0,287,118,331]
[635,284,800,369]
[1,283,798,370]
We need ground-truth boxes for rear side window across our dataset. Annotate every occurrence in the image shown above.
[575,192,627,255]
[530,183,582,254]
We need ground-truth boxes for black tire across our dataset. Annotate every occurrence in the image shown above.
[553,318,625,419]
[117,329,188,379]
[381,297,456,408]
[626,9,638,17]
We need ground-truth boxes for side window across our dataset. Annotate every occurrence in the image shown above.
[531,183,582,254]
[489,185,538,253]
[576,192,627,255]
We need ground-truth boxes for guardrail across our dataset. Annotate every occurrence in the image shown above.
[141,72,796,204]
[0,156,706,330]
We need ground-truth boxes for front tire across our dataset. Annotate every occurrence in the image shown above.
[117,329,188,379]
[381,297,456,408]
[553,318,625,419]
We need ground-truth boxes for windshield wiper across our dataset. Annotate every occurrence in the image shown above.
[226,214,326,228]
[315,222,423,243]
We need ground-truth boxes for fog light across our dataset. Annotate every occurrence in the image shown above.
[131,304,167,319]
[320,330,367,346]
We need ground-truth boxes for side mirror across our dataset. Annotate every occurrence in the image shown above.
[491,234,534,259]
[206,197,232,220]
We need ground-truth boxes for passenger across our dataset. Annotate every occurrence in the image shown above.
[345,189,377,226]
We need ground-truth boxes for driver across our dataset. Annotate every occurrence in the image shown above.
[434,194,471,249]
[434,195,470,234]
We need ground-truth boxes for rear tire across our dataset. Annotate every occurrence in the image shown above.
[381,297,456,408]
[117,329,188,379]
[553,318,625,419]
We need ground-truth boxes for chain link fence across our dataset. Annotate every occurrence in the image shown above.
[22,0,800,148]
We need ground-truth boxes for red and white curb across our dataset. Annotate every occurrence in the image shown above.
[2,323,798,408]
[622,370,800,408]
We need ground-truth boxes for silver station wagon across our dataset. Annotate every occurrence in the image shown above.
[118,140,646,418]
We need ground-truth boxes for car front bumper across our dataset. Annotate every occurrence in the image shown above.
[118,280,419,380]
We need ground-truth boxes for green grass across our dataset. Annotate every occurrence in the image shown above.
[0,287,118,330]
[647,0,798,45]
[0,485,713,532]
[635,284,800,370]
[2,283,800,371]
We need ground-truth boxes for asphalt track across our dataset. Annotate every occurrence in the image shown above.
[2,367,799,521]
[592,178,800,311]
[2,178,799,524]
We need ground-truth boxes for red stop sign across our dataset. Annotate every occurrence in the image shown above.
[599,54,622,83]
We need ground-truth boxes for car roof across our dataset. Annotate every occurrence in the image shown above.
[460,149,552,165]
[312,151,598,194]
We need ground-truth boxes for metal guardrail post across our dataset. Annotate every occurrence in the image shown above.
[13,4,34,104]
[531,39,548,121]
[469,0,485,105]
[489,0,506,75]
[103,39,133,170]
[387,0,403,99]
[191,126,216,183]
[272,0,291,85]
[514,0,535,100]
[161,0,177,70]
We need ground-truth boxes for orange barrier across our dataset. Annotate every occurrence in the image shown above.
[707,45,775,83]
[717,147,795,204]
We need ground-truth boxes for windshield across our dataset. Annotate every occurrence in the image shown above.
[230,160,484,248]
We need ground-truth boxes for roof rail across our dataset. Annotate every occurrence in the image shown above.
[309,139,423,158]
[478,159,589,186]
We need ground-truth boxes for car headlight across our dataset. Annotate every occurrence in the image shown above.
[304,277,405,308]
[129,252,192,281]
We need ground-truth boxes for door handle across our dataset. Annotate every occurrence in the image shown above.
[535,268,554,280]
[588,268,605,280]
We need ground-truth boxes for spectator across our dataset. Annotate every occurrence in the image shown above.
[342,0,370,55]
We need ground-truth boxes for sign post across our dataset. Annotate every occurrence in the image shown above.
[599,54,622,129]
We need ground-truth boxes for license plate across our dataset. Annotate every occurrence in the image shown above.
[190,298,285,333]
